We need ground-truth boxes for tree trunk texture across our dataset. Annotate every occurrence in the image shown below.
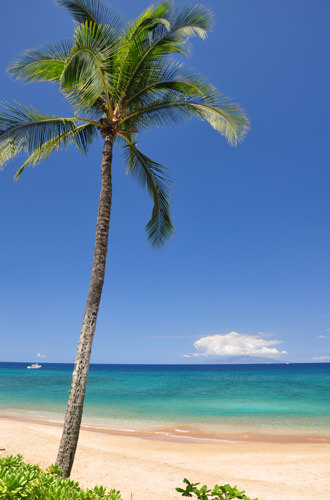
[55,135,113,477]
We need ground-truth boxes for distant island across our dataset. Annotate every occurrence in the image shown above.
[218,356,285,364]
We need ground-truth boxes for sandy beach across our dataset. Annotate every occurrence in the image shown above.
[1,416,330,500]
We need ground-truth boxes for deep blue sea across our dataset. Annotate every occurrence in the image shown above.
[1,362,330,435]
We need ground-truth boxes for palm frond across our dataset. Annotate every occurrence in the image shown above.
[14,123,97,179]
[165,3,214,43]
[122,91,249,146]
[60,21,116,113]
[0,102,80,166]
[116,3,214,105]
[191,102,250,145]
[7,41,73,83]
[118,2,172,45]
[119,134,174,246]
[111,2,172,104]
[127,63,217,106]
[55,0,123,35]
[123,1,171,39]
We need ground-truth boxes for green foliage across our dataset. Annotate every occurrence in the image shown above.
[0,455,122,500]
[176,478,258,500]
[0,456,259,500]
[121,136,173,246]
[1,0,249,246]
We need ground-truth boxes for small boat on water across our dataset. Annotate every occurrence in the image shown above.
[27,363,42,369]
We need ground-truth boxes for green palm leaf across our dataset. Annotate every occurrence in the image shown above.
[61,21,116,113]
[122,92,249,146]
[14,123,97,179]
[7,41,73,83]
[0,102,81,165]
[116,3,214,105]
[126,63,219,109]
[166,3,214,40]
[55,0,123,33]
[120,134,174,246]
[110,2,172,104]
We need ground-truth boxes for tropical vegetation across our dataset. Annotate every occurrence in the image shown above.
[0,454,122,500]
[0,0,249,477]
[0,455,257,500]
[176,478,257,500]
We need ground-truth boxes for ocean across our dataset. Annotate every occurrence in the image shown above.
[1,362,330,436]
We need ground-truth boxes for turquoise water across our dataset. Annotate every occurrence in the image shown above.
[1,362,330,434]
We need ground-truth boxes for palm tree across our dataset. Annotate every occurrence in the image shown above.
[0,0,249,477]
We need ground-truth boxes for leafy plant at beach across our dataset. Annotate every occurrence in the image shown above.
[1,0,249,477]
[0,455,122,500]
[176,479,257,500]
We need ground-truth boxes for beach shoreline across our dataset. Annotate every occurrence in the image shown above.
[1,412,330,444]
[1,415,330,500]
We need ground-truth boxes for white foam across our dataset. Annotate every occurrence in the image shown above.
[174,435,234,443]
[175,428,190,433]
[83,424,136,432]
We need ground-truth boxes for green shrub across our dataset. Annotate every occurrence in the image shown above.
[0,455,258,500]
[0,454,122,500]
[176,478,258,500]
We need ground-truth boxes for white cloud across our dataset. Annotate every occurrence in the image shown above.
[37,353,47,359]
[312,355,330,361]
[185,331,287,359]
[318,335,328,339]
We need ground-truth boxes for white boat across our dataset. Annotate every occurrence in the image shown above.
[27,363,42,369]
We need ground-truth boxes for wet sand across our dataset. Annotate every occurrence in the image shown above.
[1,415,330,500]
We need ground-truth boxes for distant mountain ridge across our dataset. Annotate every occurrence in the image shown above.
[218,356,284,364]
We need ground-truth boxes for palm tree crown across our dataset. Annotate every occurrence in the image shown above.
[2,0,249,246]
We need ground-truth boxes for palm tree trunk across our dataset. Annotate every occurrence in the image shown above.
[55,134,114,477]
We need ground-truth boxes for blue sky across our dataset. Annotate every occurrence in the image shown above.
[1,0,330,363]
